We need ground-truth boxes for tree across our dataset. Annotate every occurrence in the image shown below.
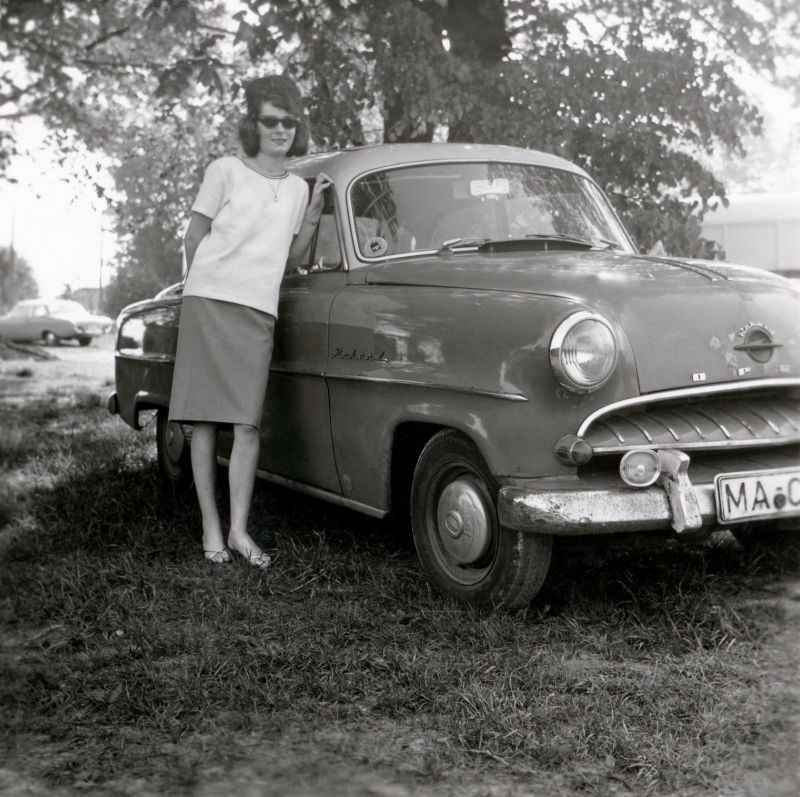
[236,0,795,254]
[1,0,245,306]
[1,0,798,276]
[0,247,38,311]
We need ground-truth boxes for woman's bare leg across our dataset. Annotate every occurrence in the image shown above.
[227,423,269,566]
[190,422,225,555]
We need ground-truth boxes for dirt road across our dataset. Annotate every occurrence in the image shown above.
[0,334,115,403]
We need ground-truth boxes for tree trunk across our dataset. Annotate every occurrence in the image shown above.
[382,0,508,143]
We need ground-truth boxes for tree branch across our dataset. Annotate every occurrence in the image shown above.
[85,25,133,51]
[197,23,236,36]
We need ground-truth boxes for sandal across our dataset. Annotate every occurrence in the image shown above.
[228,544,272,570]
[238,550,272,570]
[203,548,232,564]
[228,533,272,570]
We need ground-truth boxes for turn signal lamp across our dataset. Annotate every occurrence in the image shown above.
[619,449,661,487]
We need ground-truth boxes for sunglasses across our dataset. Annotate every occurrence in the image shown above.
[257,115,299,130]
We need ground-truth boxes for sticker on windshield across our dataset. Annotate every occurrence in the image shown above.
[365,236,388,256]
[470,178,510,197]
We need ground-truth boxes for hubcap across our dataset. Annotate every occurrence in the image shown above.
[436,478,492,565]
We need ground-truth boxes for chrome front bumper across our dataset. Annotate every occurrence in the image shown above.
[499,482,717,536]
[500,448,721,536]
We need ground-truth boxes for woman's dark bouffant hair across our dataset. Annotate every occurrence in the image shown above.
[238,75,310,157]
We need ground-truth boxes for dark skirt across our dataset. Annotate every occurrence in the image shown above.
[168,296,275,428]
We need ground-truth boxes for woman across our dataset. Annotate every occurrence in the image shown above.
[169,75,331,568]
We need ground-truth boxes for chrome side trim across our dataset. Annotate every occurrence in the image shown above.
[218,459,388,519]
[322,372,529,401]
[577,378,800,438]
[233,365,528,402]
[116,352,175,362]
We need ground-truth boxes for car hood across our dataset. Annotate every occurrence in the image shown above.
[362,250,800,393]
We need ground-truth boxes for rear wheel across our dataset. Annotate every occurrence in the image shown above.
[410,430,553,609]
[42,330,58,346]
[156,408,192,491]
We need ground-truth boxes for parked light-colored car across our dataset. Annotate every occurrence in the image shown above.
[108,143,800,608]
[0,298,113,346]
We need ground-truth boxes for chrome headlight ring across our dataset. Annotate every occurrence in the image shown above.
[549,310,618,393]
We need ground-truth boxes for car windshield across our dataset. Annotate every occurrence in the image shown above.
[349,161,634,261]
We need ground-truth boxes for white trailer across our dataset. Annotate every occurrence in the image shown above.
[701,193,800,279]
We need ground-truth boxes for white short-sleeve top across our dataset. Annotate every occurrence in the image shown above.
[183,156,309,317]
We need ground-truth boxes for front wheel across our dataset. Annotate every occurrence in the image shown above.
[156,408,193,491]
[77,336,92,346]
[410,430,553,609]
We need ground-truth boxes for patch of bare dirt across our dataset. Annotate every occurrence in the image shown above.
[0,335,114,403]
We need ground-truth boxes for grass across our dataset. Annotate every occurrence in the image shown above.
[1,394,800,795]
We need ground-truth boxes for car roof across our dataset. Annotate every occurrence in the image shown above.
[288,142,589,182]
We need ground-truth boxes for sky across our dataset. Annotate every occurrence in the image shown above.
[0,66,798,302]
[0,117,118,300]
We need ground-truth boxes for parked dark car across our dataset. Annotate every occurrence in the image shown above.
[108,143,800,607]
[0,298,113,346]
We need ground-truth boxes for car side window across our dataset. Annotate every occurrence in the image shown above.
[33,305,48,317]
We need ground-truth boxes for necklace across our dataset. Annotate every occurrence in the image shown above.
[240,158,289,201]
[263,172,288,202]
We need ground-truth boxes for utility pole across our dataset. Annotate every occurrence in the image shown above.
[98,226,103,312]
[9,197,15,270]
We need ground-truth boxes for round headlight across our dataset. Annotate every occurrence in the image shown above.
[549,311,617,393]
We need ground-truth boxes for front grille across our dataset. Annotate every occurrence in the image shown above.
[583,394,800,453]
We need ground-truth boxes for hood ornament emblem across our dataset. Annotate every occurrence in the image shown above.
[733,323,781,363]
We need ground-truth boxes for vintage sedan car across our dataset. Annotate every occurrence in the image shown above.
[0,298,113,345]
[108,143,800,608]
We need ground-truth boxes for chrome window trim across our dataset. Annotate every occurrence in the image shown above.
[577,377,800,438]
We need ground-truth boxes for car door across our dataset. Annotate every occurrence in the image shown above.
[16,303,44,341]
[219,185,346,495]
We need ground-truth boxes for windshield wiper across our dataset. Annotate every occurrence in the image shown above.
[524,233,619,250]
[436,234,621,254]
[437,237,492,252]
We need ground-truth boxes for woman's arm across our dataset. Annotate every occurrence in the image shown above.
[287,173,333,268]
[183,212,213,273]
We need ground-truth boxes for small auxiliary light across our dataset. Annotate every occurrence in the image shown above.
[619,449,661,487]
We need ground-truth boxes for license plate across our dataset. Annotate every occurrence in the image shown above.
[715,467,800,524]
